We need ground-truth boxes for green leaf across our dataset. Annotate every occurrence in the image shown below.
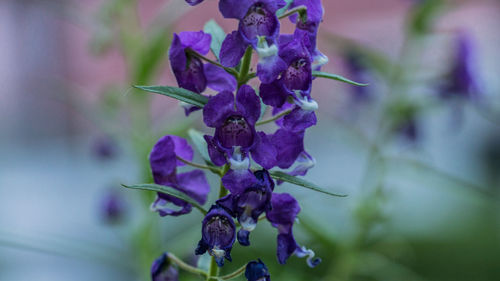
[276,0,293,17]
[203,20,226,60]
[134,85,208,107]
[122,183,208,214]
[188,128,211,163]
[312,71,368,86]
[269,171,347,198]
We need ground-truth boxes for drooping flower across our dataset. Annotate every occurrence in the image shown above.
[203,85,277,170]
[440,31,481,100]
[149,135,210,217]
[266,193,321,267]
[195,205,236,267]
[151,252,179,281]
[217,170,274,246]
[245,259,271,281]
[219,0,287,83]
[288,0,327,67]
[169,31,236,115]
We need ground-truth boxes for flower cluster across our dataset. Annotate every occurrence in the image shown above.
[147,0,330,279]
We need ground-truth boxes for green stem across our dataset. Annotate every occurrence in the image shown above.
[219,263,247,280]
[218,164,230,198]
[256,108,293,126]
[188,49,238,77]
[207,254,220,281]
[278,5,307,22]
[238,46,254,88]
[167,253,208,277]
[176,156,222,174]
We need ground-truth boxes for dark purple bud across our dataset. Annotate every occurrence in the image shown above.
[100,190,126,224]
[245,259,271,281]
[215,115,255,149]
[195,205,236,267]
[151,253,179,281]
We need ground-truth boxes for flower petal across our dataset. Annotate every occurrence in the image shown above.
[235,85,261,125]
[220,31,248,67]
[169,135,194,165]
[250,132,277,169]
[271,129,305,169]
[177,31,211,55]
[257,53,287,84]
[205,64,237,92]
[176,170,210,204]
[203,135,227,166]
[150,135,177,185]
[218,0,254,19]
[203,91,235,128]
[281,107,317,133]
[222,169,257,194]
[259,80,289,107]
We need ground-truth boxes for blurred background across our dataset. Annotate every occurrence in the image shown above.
[1,0,499,280]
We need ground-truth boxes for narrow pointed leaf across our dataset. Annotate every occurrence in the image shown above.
[188,128,211,163]
[312,71,368,86]
[134,85,208,107]
[203,20,226,60]
[270,171,347,197]
[122,183,208,214]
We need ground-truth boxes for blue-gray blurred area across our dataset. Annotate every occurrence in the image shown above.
[1,0,500,281]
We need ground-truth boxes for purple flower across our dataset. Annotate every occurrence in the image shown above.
[219,0,287,83]
[266,193,321,267]
[149,135,210,217]
[288,0,327,67]
[100,189,127,224]
[203,85,277,170]
[151,253,179,281]
[169,31,236,115]
[440,31,481,100]
[217,170,274,246]
[259,32,318,132]
[195,205,236,267]
[245,259,271,281]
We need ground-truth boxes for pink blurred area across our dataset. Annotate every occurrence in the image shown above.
[0,0,499,141]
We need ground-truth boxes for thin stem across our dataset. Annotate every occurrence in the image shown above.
[219,263,248,280]
[238,46,254,88]
[207,255,220,281]
[218,164,230,198]
[176,156,222,174]
[167,253,208,277]
[256,109,293,126]
[278,5,307,21]
[188,50,238,77]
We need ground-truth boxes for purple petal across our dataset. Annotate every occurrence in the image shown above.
[266,193,301,227]
[276,233,299,265]
[257,53,287,84]
[222,169,257,194]
[169,135,194,166]
[177,31,211,55]
[176,170,210,204]
[205,64,237,92]
[220,31,248,67]
[288,151,315,177]
[281,107,317,132]
[259,80,289,107]
[150,136,177,185]
[203,91,235,128]
[250,132,277,169]
[218,0,255,19]
[151,194,193,217]
[271,129,305,169]
[204,135,227,166]
[235,85,261,125]
[185,0,204,5]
